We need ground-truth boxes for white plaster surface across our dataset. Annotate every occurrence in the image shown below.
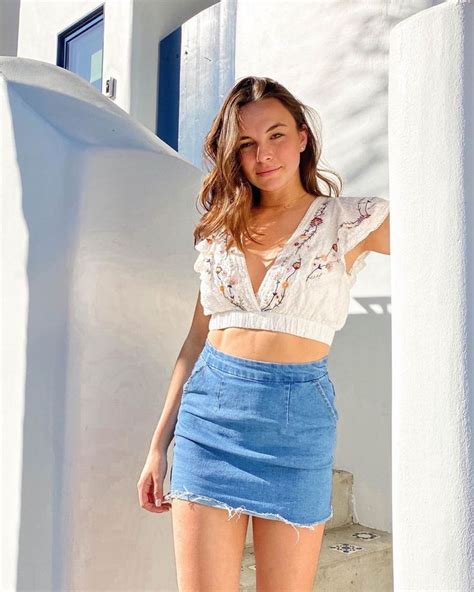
[389,1,474,589]
[1,56,204,592]
[3,0,472,589]
[14,0,217,131]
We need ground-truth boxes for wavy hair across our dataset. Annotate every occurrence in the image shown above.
[193,76,343,252]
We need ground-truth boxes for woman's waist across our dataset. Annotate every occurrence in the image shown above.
[207,327,331,365]
[207,309,336,354]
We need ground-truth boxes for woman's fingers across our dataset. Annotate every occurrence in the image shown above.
[137,470,172,513]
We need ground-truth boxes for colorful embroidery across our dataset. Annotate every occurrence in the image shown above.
[333,196,379,275]
[194,194,389,343]
[211,237,248,310]
[337,197,376,234]
[258,201,329,311]
[305,249,340,282]
[215,262,247,310]
[196,196,382,313]
[305,197,377,281]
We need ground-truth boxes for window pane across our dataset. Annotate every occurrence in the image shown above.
[66,19,104,91]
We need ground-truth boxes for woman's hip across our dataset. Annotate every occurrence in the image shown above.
[175,338,339,463]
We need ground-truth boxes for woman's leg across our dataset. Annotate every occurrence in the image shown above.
[252,516,326,592]
[171,499,250,592]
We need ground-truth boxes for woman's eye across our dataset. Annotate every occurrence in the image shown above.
[239,133,283,150]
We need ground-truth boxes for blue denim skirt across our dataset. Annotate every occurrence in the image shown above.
[164,338,338,543]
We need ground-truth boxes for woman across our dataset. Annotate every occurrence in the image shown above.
[137,76,390,591]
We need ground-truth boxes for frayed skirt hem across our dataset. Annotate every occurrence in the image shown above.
[163,486,333,544]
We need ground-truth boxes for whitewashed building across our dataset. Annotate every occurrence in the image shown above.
[1,1,472,591]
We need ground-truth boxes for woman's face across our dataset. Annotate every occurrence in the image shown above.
[236,97,308,193]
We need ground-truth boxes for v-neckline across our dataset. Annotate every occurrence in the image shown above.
[237,197,321,307]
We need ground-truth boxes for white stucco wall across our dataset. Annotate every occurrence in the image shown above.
[1,56,204,592]
[15,0,217,130]
[16,0,135,111]
[389,2,474,589]
[4,0,471,589]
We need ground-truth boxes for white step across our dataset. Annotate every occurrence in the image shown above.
[240,469,393,591]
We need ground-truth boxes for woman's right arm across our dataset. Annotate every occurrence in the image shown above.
[147,289,210,455]
[137,290,210,512]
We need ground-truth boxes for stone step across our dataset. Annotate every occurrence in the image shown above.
[240,522,393,591]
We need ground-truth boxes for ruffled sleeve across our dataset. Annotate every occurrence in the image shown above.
[193,235,215,274]
[336,196,389,253]
[335,196,390,286]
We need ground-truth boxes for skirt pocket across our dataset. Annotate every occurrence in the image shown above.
[182,358,206,395]
[179,361,222,419]
[313,373,339,424]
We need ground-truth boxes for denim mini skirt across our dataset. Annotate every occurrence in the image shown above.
[164,338,339,542]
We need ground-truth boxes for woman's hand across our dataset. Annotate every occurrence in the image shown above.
[137,450,172,513]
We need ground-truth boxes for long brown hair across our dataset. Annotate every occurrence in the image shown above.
[193,76,343,252]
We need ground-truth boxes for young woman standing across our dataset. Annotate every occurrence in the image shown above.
[138,76,390,591]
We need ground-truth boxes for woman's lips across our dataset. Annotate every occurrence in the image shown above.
[257,167,281,176]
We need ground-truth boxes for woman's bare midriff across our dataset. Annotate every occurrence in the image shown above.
[207,327,330,363]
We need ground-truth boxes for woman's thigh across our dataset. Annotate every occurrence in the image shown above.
[252,516,326,592]
[171,498,249,592]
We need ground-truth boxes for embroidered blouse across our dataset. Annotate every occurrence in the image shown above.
[193,195,390,346]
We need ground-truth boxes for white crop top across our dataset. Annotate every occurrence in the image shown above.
[193,195,390,345]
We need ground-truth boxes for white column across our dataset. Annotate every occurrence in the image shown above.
[389,1,473,589]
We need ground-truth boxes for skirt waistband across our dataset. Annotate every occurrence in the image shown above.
[200,338,329,383]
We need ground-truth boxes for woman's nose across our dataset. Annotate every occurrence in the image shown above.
[256,145,273,161]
